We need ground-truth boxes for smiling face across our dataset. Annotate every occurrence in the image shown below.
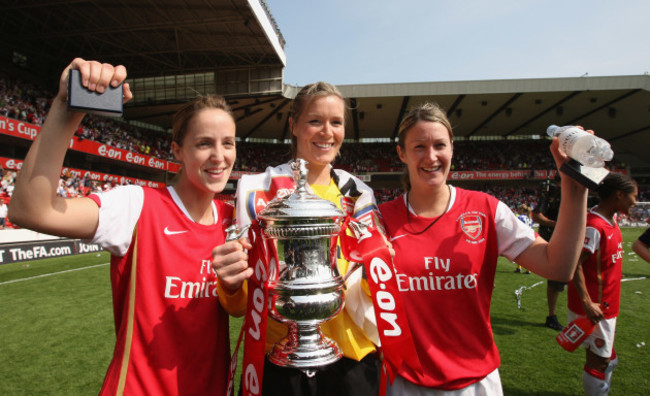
[397,120,453,192]
[617,186,638,215]
[290,95,345,168]
[172,108,236,196]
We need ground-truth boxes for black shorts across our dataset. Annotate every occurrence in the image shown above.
[548,279,567,291]
[257,353,381,396]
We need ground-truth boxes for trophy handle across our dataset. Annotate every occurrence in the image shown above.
[290,158,309,194]
[225,223,251,242]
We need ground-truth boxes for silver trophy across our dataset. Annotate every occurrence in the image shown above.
[257,159,347,369]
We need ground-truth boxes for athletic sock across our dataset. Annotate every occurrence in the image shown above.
[604,350,618,391]
[583,366,608,396]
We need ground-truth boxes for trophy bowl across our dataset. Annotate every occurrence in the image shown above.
[257,159,346,369]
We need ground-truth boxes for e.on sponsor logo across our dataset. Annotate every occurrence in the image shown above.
[83,171,102,181]
[449,172,476,180]
[62,167,82,178]
[125,151,146,165]
[97,145,122,160]
[247,257,269,341]
[148,157,166,169]
[4,159,23,170]
[369,257,402,337]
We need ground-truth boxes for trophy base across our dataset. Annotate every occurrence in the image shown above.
[560,159,609,189]
[268,325,343,369]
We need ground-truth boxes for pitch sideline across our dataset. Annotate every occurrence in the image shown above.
[0,262,109,286]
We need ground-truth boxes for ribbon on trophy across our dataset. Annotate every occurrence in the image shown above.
[225,221,272,396]
[339,216,423,392]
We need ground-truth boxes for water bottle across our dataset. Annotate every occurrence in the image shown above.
[547,125,614,168]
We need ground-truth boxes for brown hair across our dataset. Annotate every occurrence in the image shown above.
[397,102,453,191]
[289,82,347,159]
[172,95,234,146]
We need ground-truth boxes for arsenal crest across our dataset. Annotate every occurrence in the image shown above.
[460,213,483,240]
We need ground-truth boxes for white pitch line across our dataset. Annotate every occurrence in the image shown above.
[622,276,647,283]
[0,262,109,286]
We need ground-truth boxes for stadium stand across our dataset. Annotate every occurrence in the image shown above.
[2,73,648,232]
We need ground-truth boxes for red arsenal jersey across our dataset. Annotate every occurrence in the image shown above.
[379,187,535,389]
[91,186,233,395]
[568,210,623,318]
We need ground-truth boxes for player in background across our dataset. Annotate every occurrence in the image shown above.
[532,175,569,331]
[568,172,637,396]
[514,204,532,273]
[212,82,383,395]
[378,102,590,395]
[8,58,240,395]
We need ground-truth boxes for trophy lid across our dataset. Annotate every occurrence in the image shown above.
[257,159,345,221]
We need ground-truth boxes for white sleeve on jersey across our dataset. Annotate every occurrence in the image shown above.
[583,226,601,254]
[495,201,537,261]
[234,175,253,229]
[89,185,144,257]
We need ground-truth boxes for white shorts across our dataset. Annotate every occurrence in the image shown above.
[567,310,617,358]
[386,368,503,396]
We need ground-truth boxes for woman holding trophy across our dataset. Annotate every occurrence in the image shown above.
[9,58,241,395]
[378,102,591,395]
[213,82,383,395]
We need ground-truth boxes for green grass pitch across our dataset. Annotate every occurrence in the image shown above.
[1,228,648,395]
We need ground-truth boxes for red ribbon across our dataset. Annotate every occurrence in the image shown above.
[226,221,272,396]
[339,217,423,389]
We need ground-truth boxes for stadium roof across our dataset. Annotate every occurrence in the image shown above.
[2,0,649,169]
[1,0,286,79]
[127,74,650,169]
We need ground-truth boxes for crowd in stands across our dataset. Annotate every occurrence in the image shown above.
[0,75,50,126]
[2,163,649,230]
[3,73,629,175]
[333,141,560,173]
[1,73,647,230]
[1,74,175,162]
[235,139,596,174]
[75,115,175,162]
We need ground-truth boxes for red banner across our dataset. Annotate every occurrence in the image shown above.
[0,115,176,172]
[339,219,423,389]
[1,156,163,188]
[241,222,272,396]
[448,169,540,181]
[70,137,169,171]
[8,116,623,181]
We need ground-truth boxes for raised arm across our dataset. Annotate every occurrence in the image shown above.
[516,137,589,281]
[8,58,132,238]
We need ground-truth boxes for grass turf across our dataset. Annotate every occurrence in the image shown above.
[1,227,648,395]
